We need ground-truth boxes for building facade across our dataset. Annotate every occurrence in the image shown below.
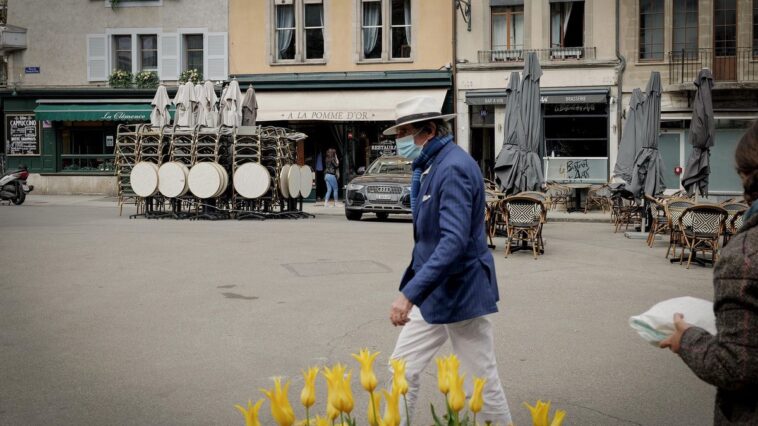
[619,0,757,196]
[1,0,229,194]
[229,0,454,199]
[454,0,620,184]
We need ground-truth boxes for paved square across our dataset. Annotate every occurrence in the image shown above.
[0,197,714,425]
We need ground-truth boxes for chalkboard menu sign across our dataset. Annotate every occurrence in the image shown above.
[5,113,40,156]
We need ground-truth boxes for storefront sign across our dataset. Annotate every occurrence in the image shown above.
[371,143,395,152]
[544,157,608,182]
[100,111,147,121]
[24,66,40,74]
[5,113,40,156]
[285,111,376,121]
[552,103,598,113]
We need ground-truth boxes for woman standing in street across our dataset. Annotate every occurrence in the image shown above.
[661,120,758,425]
[323,148,340,207]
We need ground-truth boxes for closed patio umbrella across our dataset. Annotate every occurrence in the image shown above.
[241,85,258,126]
[202,80,219,128]
[193,83,207,127]
[517,52,545,192]
[493,71,522,194]
[173,82,198,128]
[630,71,666,198]
[221,79,243,127]
[612,88,644,184]
[681,69,715,197]
[149,84,171,128]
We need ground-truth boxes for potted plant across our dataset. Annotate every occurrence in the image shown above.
[108,69,133,88]
[178,69,202,85]
[134,71,159,89]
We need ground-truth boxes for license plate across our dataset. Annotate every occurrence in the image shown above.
[374,194,393,200]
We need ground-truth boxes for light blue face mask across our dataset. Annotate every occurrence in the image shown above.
[395,131,423,160]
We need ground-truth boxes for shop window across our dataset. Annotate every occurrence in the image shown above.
[639,0,664,60]
[672,0,698,60]
[183,34,204,74]
[139,35,158,71]
[550,1,584,57]
[273,0,325,63]
[113,35,132,72]
[544,103,608,158]
[61,127,115,173]
[491,6,523,60]
[359,0,412,61]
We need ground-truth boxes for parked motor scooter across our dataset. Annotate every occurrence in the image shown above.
[1,164,33,205]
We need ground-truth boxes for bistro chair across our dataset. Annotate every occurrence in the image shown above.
[545,183,572,211]
[584,184,612,213]
[502,195,547,259]
[664,198,696,259]
[484,180,505,248]
[725,209,747,246]
[645,195,669,247]
[612,193,643,233]
[678,205,728,269]
[720,202,748,246]
[519,191,548,202]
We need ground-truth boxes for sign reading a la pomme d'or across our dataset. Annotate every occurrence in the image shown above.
[283,110,378,121]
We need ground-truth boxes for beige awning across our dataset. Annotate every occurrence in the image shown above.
[255,89,448,122]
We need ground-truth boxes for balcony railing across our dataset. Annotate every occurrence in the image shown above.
[476,47,596,64]
[668,47,758,84]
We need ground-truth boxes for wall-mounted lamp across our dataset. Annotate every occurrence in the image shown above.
[455,0,471,32]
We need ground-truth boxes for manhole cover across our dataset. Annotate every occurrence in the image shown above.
[282,260,392,277]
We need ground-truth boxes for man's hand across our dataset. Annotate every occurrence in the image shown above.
[390,293,414,327]
[659,313,692,353]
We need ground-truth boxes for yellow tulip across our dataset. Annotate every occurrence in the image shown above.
[389,358,409,396]
[322,364,344,420]
[234,399,264,426]
[334,370,355,414]
[469,377,486,414]
[447,372,466,413]
[300,366,319,408]
[260,377,296,426]
[435,357,450,394]
[523,400,551,426]
[352,348,380,392]
[367,390,382,426]
[314,415,331,426]
[550,409,566,426]
[382,388,401,426]
[446,354,461,377]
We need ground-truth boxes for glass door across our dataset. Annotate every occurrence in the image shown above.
[659,132,683,191]
[714,0,737,81]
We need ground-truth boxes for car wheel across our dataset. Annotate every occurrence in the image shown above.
[345,210,363,221]
[376,212,389,220]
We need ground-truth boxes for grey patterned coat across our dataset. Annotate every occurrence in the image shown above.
[679,213,758,425]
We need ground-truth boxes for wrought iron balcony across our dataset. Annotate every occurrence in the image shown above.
[476,47,597,64]
[668,47,758,84]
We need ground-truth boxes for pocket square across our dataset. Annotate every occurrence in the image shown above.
[422,195,431,202]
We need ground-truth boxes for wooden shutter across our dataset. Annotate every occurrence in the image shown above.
[87,34,107,81]
[205,32,228,81]
[159,33,179,81]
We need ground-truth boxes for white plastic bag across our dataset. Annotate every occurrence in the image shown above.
[629,296,716,346]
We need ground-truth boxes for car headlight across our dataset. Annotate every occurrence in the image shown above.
[347,183,365,191]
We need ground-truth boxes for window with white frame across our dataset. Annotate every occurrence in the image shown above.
[359,0,412,61]
[87,30,228,82]
[273,0,324,63]
[184,34,204,74]
[139,35,158,71]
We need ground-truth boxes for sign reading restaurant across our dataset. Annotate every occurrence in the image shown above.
[5,113,40,156]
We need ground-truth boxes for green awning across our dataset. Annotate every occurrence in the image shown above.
[34,104,161,122]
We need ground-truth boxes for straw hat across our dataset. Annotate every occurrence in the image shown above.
[382,96,456,135]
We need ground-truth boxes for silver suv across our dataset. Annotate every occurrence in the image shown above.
[344,156,412,221]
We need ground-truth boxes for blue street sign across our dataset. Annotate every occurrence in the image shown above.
[24,67,40,74]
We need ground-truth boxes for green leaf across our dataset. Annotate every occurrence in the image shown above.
[431,403,445,426]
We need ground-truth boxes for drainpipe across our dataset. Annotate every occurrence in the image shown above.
[452,0,458,142]
[614,0,626,180]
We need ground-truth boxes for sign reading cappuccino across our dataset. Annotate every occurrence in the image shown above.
[5,113,40,156]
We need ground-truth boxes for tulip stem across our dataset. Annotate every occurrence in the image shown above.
[305,407,310,426]
[473,412,477,426]
[369,391,378,426]
[403,395,410,426]
[340,412,345,426]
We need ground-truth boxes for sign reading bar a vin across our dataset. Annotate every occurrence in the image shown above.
[5,113,40,156]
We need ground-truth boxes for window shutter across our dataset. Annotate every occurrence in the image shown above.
[159,33,179,81]
[87,34,107,82]
[205,32,228,81]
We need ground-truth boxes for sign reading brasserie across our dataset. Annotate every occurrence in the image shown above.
[5,113,40,156]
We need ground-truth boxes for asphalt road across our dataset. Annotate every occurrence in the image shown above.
[0,197,714,426]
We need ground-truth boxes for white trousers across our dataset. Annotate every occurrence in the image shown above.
[389,306,512,426]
